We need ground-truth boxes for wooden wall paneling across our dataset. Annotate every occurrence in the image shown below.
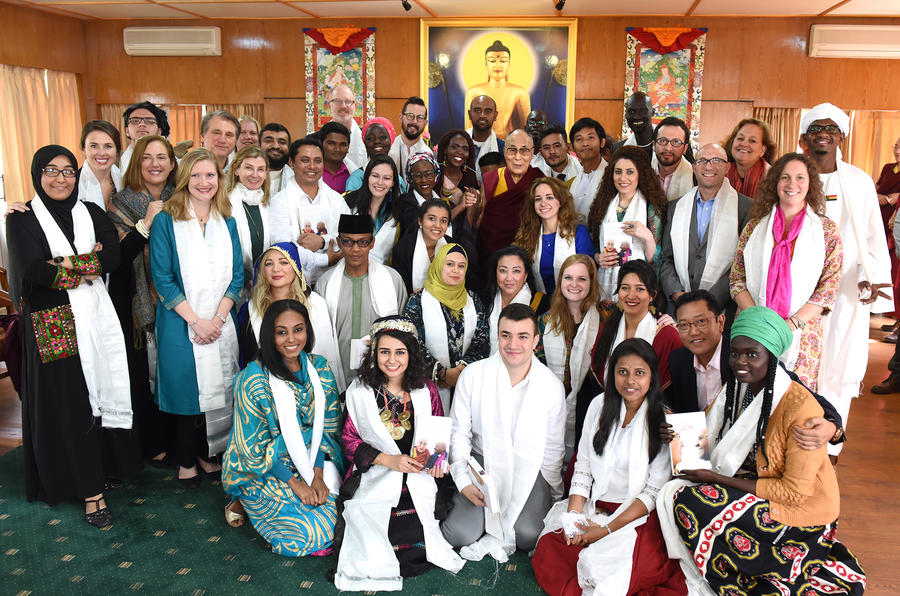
[262,98,306,141]
[573,99,625,141]
[262,20,307,100]
[373,20,420,100]
[0,4,86,75]
[695,100,753,147]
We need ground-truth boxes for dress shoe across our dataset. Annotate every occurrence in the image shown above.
[872,377,900,394]
[884,333,897,344]
[178,474,202,489]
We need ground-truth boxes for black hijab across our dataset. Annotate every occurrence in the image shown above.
[31,145,80,242]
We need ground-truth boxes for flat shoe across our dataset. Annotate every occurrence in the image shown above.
[225,502,245,528]
[85,498,113,528]
[178,474,201,489]
[148,454,176,470]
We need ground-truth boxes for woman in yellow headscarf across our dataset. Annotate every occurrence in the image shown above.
[403,243,490,412]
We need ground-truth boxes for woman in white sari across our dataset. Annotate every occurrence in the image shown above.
[532,338,685,595]
[587,146,667,303]
[227,146,271,294]
[536,254,602,457]
[335,315,464,590]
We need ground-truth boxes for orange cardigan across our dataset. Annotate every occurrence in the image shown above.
[754,380,840,527]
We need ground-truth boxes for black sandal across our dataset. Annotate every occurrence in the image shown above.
[84,497,113,528]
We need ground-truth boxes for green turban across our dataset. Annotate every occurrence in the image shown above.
[730,306,793,358]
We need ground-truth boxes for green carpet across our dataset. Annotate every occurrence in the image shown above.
[0,448,545,595]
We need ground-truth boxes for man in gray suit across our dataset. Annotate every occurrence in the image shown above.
[660,143,752,324]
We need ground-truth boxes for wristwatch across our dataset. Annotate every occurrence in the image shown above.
[830,425,844,443]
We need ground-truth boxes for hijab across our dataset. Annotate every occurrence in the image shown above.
[405,151,441,185]
[251,241,308,294]
[31,145,80,241]
[424,243,468,312]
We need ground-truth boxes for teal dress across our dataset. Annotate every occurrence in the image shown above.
[149,211,243,414]
[222,356,347,556]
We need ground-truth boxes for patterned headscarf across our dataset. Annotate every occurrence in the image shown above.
[405,151,441,185]
[252,241,308,295]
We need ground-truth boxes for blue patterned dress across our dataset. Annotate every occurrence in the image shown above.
[222,355,346,556]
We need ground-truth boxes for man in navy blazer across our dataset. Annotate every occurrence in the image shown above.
[665,290,845,451]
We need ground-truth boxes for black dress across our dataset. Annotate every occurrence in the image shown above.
[7,203,140,504]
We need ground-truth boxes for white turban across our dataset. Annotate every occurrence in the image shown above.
[800,102,850,135]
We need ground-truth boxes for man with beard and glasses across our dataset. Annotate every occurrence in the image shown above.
[799,102,892,460]
[612,92,655,159]
[260,122,293,194]
[329,84,367,171]
[537,125,582,183]
[651,116,694,202]
[467,95,505,182]
[389,97,432,176]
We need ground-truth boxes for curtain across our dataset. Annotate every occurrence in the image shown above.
[98,104,130,152]
[205,104,264,126]
[848,110,900,181]
[166,105,203,149]
[45,70,82,157]
[0,64,51,203]
[752,107,802,159]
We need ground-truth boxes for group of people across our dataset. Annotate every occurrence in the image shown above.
[5,84,882,595]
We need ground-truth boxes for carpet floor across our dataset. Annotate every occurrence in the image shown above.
[0,450,544,595]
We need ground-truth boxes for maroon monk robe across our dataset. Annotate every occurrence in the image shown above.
[477,165,543,275]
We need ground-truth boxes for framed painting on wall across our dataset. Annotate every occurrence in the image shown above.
[420,19,577,145]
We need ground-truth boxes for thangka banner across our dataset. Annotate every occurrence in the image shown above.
[304,27,375,134]
[623,27,706,141]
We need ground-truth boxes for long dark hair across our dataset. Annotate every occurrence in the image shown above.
[482,245,536,316]
[592,338,664,461]
[436,129,478,191]
[720,347,778,466]
[357,320,430,393]
[591,259,664,384]
[258,299,316,383]
[344,154,402,223]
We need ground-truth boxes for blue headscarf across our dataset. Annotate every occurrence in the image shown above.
[251,241,308,294]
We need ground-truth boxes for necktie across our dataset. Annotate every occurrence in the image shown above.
[556,173,566,180]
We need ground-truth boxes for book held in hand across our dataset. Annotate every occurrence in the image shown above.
[466,457,500,514]
[411,416,451,473]
[666,411,712,475]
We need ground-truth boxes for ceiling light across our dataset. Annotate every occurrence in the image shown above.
[401,0,412,11]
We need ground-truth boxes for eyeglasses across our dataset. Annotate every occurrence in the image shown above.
[338,236,374,248]
[504,146,533,156]
[42,167,77,178]
[411,170,436,179]
[655,137,686,147]
[694,157,727,167]
[675,318,713,333]
[330,99,355,106]
[127,117,157,126]
[806,124,842,135]
[402,112,428,122]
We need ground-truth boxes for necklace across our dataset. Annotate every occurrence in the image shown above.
[635,137,654,148]
[377,386,411,440]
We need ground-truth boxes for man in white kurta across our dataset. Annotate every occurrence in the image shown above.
[268,137,349,284]
[328,84,367,171]
[441,304,566,562]
[569,118,608,221]
[801,102,893,457]
[652,117,694,202]
[315,214,407,386]
[260,123,294,194]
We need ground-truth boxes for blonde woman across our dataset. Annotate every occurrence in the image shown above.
[513,177,594,296]
[227,146,271,289]
[536,254,602,457]
[150,148,242,487]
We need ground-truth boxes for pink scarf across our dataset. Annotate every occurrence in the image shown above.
[766,205,806,318]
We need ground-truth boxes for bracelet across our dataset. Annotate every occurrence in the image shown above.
[188,318,199,327]
[215,312,227,324]
[602,523,613,536]
[53,256,65,264]
[135,219,150,239]
[790,316,806,329]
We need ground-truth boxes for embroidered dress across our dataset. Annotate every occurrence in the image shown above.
[730,216,842,390]
[222,357,346,556]
[404,289,489,376]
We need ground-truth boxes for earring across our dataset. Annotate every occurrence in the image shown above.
[616,302,623,311]
[649,305,657,315]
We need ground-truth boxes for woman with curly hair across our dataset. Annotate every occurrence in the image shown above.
[335,315,465,590]
[588,146,667,301]
[730,153,842,391]
[535,254,602,457]
[723,118,777,198]
[514,177,594,296]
